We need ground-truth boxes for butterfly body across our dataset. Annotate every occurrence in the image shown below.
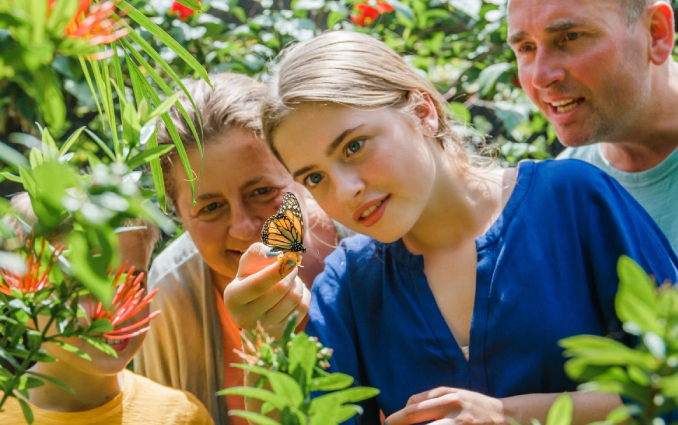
[261,192,306,254]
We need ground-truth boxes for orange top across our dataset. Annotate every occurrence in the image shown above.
[213,287,248,425]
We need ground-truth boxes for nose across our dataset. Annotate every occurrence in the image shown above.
[228,201,260,241]
[332,166,365,209]
[531,48,566,90]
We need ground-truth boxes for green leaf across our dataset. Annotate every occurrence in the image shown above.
[288,333,317,392]
[310,386,380,407]
[80,335,118,358]
[31,66,66,133]
[228,410,281,425]
[120,1,211,86]
[309,373,354,392]
[87,318,114,334]
[17,396,35,424]
[616,256,660,335]
[217,387,286,410]
[143,92,183,126]
[25,370,75,394]
[68,232,113,305]
[52,340,91,361]
[477,62,512,97]
[230,364,305,407]
[544,393,572,425]
[59,127,86,157]
[0,141,29,171]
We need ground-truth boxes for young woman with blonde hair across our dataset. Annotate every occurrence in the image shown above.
[249,31,678,424]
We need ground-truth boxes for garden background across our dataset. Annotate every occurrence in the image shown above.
[2,1,678,424]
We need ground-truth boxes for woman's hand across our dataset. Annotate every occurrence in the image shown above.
[385,387,506,425]
[223,242,310,339]
[385,388,621,425]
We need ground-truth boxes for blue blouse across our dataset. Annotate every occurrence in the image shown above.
[306,160,678,424]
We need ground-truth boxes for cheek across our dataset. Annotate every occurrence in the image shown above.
[182,218,228,254]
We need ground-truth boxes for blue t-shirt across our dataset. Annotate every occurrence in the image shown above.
[307,159,678,424]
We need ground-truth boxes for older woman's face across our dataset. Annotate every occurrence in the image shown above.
[172,128,295,282]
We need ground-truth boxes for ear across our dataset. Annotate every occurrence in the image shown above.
[646,1,675,65]
[408,91,440,134]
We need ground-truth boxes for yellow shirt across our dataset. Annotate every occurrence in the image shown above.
[0,370,214,425]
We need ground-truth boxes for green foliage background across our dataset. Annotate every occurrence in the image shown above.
[3,0,677,174]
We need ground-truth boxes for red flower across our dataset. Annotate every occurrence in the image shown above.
[350,1,394,27]
[88,262,160,341]
[170,0,202,21]
[0,239,63,296]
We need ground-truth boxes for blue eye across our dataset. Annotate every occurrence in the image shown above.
[305,173,324,188]
[346,139,365,156]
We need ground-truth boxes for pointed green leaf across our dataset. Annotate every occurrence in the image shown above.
[17,396,35,424]
[545,393,572,425]
[120,1,210,86]
[228,410,281,425]
[616,256,660,335]
[126,145,175,170]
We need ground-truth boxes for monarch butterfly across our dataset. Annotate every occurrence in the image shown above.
[261,192,307,255]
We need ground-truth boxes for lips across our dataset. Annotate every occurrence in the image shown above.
[546,98,583,113]
[353,195,390,227]
[106,338,130,353]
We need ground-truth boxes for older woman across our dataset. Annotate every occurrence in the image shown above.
[134,73,339,424]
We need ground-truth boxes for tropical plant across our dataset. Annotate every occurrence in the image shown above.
[0,0,208,422]
[219,316,380,425]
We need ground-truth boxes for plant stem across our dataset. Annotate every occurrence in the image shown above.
[0,314,56,411]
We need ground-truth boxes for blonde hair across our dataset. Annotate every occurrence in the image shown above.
[157,73,267,204]
[262,31,470,167]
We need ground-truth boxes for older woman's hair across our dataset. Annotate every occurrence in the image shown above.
[156,73,267,203]
[263,31,469,166]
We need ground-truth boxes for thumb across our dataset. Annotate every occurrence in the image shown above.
[236,242,279,278]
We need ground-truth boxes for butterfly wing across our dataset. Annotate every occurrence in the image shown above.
[261,192,306,253]
[281,192,304,243]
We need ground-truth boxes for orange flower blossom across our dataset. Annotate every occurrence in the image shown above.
[88,262,160,341]
[0,238,63,296]
[350,1,394,27]
[48,0,128,47]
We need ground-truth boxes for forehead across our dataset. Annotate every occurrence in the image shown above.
[508,0,625,33]
[172,128,290,202]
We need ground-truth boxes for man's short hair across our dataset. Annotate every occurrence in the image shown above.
[621,0,651,23]
[507,0,650,24]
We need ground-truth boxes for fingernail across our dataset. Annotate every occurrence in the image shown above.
[282,259,297,275]
[266,249,279,257]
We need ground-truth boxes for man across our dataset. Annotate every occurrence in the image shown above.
[507,0,678,249]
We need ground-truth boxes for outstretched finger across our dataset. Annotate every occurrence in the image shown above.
[406,387,457,406]
[385,393,461,425]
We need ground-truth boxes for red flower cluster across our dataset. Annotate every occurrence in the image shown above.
[49,0,128,47]
[170,0,202,21]
[0,239,63,296]
[350,1,394,27]
[88,262,160,341]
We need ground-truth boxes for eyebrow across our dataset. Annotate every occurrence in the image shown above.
[241,176,265,190]
[196,192,220,203]
[291,124,366,180]
[508,20,582,45]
